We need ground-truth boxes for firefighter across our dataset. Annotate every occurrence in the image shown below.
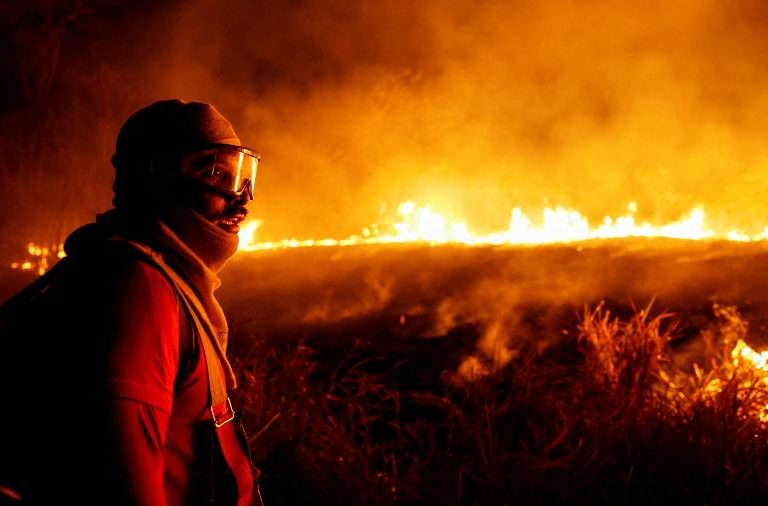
[0,99,261,505]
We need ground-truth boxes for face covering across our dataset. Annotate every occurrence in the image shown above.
[160,205,240,273]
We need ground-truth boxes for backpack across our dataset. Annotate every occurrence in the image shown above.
[0,242,260,505]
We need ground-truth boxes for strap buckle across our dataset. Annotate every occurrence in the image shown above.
[211,397,235,428]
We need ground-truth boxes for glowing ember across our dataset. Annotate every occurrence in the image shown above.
[10,242,66,275]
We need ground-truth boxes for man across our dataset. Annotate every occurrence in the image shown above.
[0,100,261,505]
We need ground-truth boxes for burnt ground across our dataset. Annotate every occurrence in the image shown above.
[220,239,768,357]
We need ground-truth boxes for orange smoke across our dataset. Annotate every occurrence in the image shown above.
[4,1,768,246]
[5,0,768,276]
[169,0,768,241]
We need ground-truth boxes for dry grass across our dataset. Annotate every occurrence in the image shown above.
[233,303,768,505]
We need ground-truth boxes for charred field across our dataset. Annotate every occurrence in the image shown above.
[215,240,768,506]
[221,239,768,352]
[5,239,768,505]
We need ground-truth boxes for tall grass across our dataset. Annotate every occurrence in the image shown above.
[234,303,768,505]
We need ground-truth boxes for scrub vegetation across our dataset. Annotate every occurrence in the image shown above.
[235,302,768,506]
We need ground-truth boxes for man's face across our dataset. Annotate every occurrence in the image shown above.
[171,148,255,234]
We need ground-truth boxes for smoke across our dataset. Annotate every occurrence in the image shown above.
[157,0,768,238]
[3,0,768,245]
[301,266,394,324]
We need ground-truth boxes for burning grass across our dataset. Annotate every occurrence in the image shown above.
[235,303,768,505]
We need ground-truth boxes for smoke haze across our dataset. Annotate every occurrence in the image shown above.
[3,0,768,247]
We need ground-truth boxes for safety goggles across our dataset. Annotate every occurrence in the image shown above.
[181,144,260,199]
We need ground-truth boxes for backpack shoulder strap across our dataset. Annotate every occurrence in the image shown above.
[106,238,255,504]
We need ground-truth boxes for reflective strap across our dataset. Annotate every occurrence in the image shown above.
[175,287,231,413]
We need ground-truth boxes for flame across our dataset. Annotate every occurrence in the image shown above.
[730,340,768,422]
[733,340,768,373]
[238,219,263,250]
[10,200,768,273]
[238,200,768,252]
[693,338,768,422]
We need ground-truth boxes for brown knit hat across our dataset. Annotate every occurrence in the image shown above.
[111,99,246,206]
[112,99,242,169]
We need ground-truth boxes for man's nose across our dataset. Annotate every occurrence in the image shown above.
[232,187,251,206]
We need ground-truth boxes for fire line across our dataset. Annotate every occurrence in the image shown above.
[10,200,768,275]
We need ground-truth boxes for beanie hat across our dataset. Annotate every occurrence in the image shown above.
[112,99,242,169]
[111,99,243,206]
